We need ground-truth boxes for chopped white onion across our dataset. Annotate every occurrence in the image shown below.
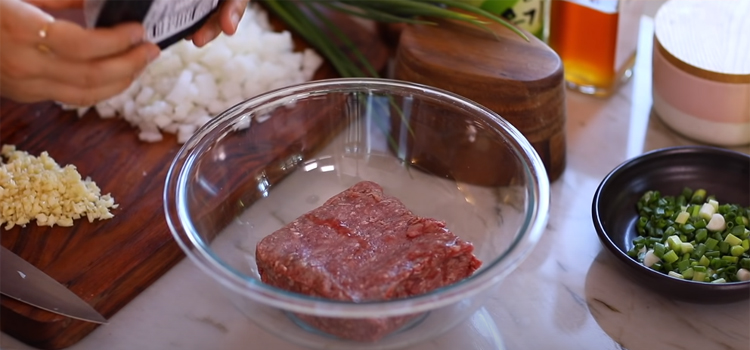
[68,5,323,144]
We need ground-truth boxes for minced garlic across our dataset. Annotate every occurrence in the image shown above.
[0,145,118,230]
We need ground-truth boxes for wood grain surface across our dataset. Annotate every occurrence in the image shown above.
[394,16,567,184]
[0,8,388,350]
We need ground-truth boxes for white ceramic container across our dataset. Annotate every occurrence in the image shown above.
[652,0,750,146]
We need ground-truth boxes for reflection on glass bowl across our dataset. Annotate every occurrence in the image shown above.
[164,78,549,349]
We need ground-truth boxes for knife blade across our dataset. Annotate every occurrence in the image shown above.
[0,246,107,324]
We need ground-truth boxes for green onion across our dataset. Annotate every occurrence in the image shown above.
[653,242,666,258]
[666,235,682,252]
[630,188,750,283]
[663,250,679,264]
[677,259,690,272]
[718,241,730,254]
[705,237,719,250]
[690,204,701,218]
[729,245,745,257]
[695,229,708,243]
[691,189,707,204]
[693,271,707,281]
[723,255,739,264]
[675,211,690,224]
[725,233,743,246]
[260,0,526,79]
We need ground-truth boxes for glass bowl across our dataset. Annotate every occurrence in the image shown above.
[164,78,550,349]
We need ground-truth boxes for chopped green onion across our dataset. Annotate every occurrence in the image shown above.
[675,211,690,224]
[653,242,666,258]
[705,237,719,250]
[664,226,676,236]
[663,250,679,264]
[627,247,639,258]
[690,204,701,218]
[694,219,707,229]
[718,241,730,254]
[668,271,684,279]
[725,233,742,246]
[681,187,693,199]
[694,229,708,243]
[710,258,725,270]
[680,242,694,254]
[693,271,707,281]
[666,235,682,252]
[630,188,750,283]
[677,259,691,272]
[690,189,706,204]
[692,243,707,259]
[723,255,739,264]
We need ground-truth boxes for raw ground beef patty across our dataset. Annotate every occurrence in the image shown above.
[255,181,482,342]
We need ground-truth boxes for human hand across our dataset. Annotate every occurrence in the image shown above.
[0,0,161,106]
[189,0,251,47]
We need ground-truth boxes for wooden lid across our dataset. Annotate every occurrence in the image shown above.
[654,0,750,83]
[394,16,565,134]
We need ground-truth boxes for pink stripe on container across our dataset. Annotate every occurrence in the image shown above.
[652,41,750,124]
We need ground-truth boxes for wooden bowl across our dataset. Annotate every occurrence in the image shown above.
[393,17,566,186]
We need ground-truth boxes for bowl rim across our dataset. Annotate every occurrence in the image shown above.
[592,145,750,289]
[164,77,551,317]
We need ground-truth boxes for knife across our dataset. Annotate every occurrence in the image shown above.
[0,246,107,324]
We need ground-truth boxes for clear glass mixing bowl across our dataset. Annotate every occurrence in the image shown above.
[164,78,550,349]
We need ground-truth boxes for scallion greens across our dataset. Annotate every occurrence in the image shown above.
[628,188,750,283]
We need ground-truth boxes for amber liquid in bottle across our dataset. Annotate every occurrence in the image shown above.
[548,0,637,97]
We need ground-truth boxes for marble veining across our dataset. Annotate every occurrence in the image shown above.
[3,12,750,350]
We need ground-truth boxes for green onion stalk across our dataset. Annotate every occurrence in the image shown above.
[258,0,528,78]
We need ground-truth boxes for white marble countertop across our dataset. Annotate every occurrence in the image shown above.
[3,10,749,350]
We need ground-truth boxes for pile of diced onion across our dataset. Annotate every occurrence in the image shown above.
[70,5,323,144]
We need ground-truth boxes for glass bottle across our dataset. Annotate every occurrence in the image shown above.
[547,0,644,97]
[472,0,549,40]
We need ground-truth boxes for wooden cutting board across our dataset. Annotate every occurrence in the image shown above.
[0,8,388,350]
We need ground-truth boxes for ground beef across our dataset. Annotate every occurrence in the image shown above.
[255,180,481,342]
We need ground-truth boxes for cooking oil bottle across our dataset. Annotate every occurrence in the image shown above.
[548,0,644,97]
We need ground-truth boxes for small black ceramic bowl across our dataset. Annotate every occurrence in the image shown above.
[592,146,750,303]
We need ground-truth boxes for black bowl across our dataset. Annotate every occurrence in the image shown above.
[592,146,750,303]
